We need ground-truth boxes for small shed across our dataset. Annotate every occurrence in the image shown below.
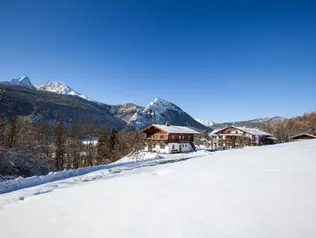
[289,133,316,141]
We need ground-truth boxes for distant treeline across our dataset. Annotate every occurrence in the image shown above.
[260,112,316,142]
[0,115,142,171]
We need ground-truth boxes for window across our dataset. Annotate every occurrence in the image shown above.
[160,135,164,139]
[182,144,185,147]
[179,135,181,139]
[172,145,175,149]
[160,144,165,149]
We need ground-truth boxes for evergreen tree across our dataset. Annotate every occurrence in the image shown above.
[8,116,18,148]
[108,128,119,161]
[109,128,118,151]
[0,115,9,147]
[55,121,67,170]
[96,129,108,165]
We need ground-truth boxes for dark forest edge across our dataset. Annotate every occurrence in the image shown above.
[0,115,142,178]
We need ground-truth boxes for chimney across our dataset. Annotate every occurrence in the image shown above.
[165,122,170,126]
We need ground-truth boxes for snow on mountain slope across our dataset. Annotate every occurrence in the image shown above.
[128,98,210,130]
[36,81,91,101]
[1,140,316,238]
[110,103,144,124]
[195,118,215,127]
[0,76,36,89]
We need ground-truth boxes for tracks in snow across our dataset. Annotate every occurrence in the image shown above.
[0,152,210,208]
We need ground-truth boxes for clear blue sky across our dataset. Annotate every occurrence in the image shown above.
[1,0,316,122]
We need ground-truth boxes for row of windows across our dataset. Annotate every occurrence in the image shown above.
[151,135,166,139]
[172,135,191,139]
[171,144,188,149]
[151,144,165,149]
[150,135,192,140]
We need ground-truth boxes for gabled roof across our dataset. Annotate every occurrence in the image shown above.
[289,133,316,139]
[209,128,222,135]
[142,124,200,134]
[209,126,272,136]
[236,127,272,136]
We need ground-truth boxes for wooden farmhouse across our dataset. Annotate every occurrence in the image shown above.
[289,133,316,141]
[210,126,276,150]
[140,123,200,154]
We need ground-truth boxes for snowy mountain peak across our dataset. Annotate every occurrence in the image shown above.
[128,98,209,131]
[145,98,180,113]
[3,76,36,89]
[195,119,215,127]
[36,81,91,101]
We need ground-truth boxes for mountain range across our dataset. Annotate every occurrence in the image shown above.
[0,76,210,131]
[210,117,287,129]
[1,76,36,90]
[2,77,91,100]
[0,76,289,132]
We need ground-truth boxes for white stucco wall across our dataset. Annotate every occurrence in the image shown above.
[143,143,194,154]
[167,143,194,154]
[152,144,169,154]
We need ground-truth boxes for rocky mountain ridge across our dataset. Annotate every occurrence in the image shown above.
[0,76,210,131]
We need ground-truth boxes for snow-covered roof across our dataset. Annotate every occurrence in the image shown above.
[289,133,316,139]
[209,128,222,135]
[145,124,200,134]
[235,127,272,136]
[210,126,273,136]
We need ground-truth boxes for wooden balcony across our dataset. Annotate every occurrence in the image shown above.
[168,138,193,143]
[141,137,168,142]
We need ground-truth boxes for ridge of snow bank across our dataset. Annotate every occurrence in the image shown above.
[0,150,210,194]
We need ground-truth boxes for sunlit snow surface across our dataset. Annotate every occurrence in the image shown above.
[1,140,316,238]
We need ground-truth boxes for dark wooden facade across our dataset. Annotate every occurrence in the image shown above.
[141,126,194,144]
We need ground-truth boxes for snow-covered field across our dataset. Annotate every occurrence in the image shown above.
[1,140,316,237]
[0,150,209,194]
